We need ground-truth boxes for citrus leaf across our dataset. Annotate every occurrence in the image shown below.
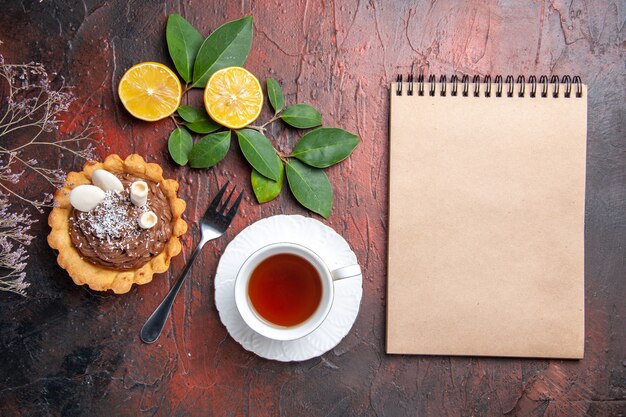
[166,14,204,83]
[285,159,332,218]
[236,129,281,181]
[279,104,322,128]
[189,131,231,168]
[186,119,221,134]
[266,78,284,113]
[291,128,360,168]
[177,105,221,133]
[251,163,284,203]
[168,127,193,166]
[192,16,253,88]
[177,105,207,123]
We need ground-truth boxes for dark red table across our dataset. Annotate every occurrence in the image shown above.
[1,1,625,416]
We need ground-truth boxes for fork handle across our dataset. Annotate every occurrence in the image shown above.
[140,242,204,344]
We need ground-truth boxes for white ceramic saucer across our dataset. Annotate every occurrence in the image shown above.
[214,215,363,362]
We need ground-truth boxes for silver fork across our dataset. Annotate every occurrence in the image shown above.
[140,183,243,344]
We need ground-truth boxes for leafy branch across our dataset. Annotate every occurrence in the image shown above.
[147,15,359,218]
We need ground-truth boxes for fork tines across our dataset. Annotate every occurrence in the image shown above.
[219,186,236,212]
[225,191,244,221]
[208,182,230,212]
[207,182,244,222]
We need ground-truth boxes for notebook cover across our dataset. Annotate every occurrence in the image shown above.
[387,82,587,358]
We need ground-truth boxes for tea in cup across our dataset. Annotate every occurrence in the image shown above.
[234,242,361,341]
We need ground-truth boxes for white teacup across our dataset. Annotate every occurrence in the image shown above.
[234,242,361,341]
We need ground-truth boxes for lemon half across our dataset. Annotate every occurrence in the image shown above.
[118,62,182,122]
[204,67,263,129]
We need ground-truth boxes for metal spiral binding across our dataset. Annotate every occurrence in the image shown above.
[473,75,480,97]
[573,76,583,97]
[462,75,469,96]
[396,74,402,96]
[529,75,537,97]
[428,75,436,96]
[551,75,560,98]
[540,75,549,97]
[495,75,503,97]
[517,76,526,97]
[395,74,583,98]
[417,73,425,96]
[562,75,571,98]
[506,75,515,97]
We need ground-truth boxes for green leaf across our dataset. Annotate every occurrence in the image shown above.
[285,159,332,218]
[266,78,284,113]
[236,129,281,181]
[168,127,193,166]
[166,14,204,83]
[192,16,253,88]
[251,163,284,203]
[188,131,231,168]
[177,105,207,123]
[291,128,360,168]
[186,119,221,134]
[279,104,322,128]
[177,105,221,133]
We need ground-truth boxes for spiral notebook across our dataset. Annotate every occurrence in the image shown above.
[387,74,587,359]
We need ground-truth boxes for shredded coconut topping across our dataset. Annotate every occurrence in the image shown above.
[76,190,146,247]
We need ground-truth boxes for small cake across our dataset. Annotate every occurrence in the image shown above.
[48,154,187,294]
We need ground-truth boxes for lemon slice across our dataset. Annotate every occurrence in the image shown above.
[118,62,182,122]
[204,67,263,129]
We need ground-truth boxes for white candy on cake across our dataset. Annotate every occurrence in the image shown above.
[138,211,158,229]
[130,181,148,207]
[69,185,106,212]
[92,169,124,192]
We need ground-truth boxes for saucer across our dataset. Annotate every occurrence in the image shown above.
[214,215,363,362]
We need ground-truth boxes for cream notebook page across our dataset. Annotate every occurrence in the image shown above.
[387,79,587,358]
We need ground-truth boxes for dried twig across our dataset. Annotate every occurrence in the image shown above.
[0,55,102,295]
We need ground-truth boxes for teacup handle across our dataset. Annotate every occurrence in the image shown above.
[330,264,361,281]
